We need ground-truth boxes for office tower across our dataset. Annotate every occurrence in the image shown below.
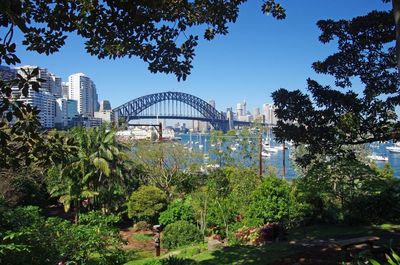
[263,103,278,124]
[68,73,98,116]
[0,65,16,81]
[253,107,260,117]
[15,65,52,92]
[99,100,112,111]
[49,73,62,97]
[62,82,69,99]
[209,99,216,109]
[55,98,68,128]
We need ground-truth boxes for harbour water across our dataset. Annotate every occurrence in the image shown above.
[177,133,400,179]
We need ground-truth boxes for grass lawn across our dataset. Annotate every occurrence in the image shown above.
[132,234,154,241]
[124,223,400,265]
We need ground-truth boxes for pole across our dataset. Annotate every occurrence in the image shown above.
[159,122,163,141]
[282,141,286,179]
[259,128,263,180]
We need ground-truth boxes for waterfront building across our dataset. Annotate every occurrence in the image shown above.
[15,88,55,128]
[14,66,57,128]
[49,73,62,97]
[94,110,112,123]
[0,65,16,81]
[61,82,69,99]
[68,73,99,116]
[263,103,278,124]
[99,100,112,111]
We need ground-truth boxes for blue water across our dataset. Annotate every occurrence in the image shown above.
[177,133,400,179]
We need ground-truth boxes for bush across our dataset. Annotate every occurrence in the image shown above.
[0,203,127,265]
[235,223,286,246]
[246,176,297,226]
[143,256,197,265]
[133,221,151,231]
[159,198,195,227]
[127,186,167,224]
[161,221,203,249]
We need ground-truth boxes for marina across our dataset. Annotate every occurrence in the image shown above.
[177,132,400,179]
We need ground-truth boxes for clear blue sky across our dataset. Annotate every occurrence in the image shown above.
[12,0,391,112]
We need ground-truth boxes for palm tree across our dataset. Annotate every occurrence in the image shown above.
[50,125,132,223]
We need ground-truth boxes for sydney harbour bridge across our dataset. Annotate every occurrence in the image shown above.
[113,91,271,132]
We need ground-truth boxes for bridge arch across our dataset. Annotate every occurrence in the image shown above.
[113,92,229,131]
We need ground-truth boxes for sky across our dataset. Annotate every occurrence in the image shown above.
[11,0,391,113]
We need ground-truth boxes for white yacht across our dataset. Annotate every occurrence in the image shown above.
[367,154,389,161]
[386,142,400,153]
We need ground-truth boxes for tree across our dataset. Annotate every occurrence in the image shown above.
[273,2,400,158]
[246,175,297,226]
[127,185,167,224]
[50,125,131,223]
[0,0,285,81]
[133,141,198,196]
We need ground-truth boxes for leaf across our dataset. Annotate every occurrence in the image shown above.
[369,259,381,265]
[59,195,71,212]
[104,131,115,144]
[93,157,110,176]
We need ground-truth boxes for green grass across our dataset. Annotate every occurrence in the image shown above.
[132,234,153,241]
[124,224,400,265]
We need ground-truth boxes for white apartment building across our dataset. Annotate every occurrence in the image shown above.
[14,66,56,128]
[15,88,55,128]
[263,103,278,124]
[68,73,98,117]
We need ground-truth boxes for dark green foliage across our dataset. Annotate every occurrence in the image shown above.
[246,175,300,226]
[161,221,203,249]
[0,203,126,265]
[143,256,197,265]
[272,2,400,158]
[159,198,196,227]
[127,186,167,224]
[0,0,284,80]
[133,221,151,232]
[295,157,400,224]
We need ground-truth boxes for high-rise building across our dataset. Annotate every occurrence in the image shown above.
[99,100,112,111]
[61,82,69,99]
[208,100,216,109]
[0,65,16,81]
[49,73,62,97]
[68,73,98,116]
[14,66,56,128]
[55,98,68,128]
[15,65,52,92]
[15,88,55,128]
[263,103,277,124]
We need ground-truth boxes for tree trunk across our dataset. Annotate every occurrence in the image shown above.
[393,0,400,70]
[75,199,80,224]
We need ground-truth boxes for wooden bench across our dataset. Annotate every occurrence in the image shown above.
[332,236,380,259]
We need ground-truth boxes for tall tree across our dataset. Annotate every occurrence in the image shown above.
[272,2,400,158]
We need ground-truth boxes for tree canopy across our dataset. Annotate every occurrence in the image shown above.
[272,2,400,157]
[0,0,285,80]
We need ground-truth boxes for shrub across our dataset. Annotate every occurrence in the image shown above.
[246,176,296,226]
[159,198,195,226]
[161,221,203,249]
[133,221,151,231]
[235,223,287,246]
[0,203,127,265]
[143,256,197,265]
[127,186,167,224]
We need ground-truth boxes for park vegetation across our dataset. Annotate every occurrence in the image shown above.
[0,0,400,264]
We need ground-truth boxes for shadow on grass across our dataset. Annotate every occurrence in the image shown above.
[196,243,302,265]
